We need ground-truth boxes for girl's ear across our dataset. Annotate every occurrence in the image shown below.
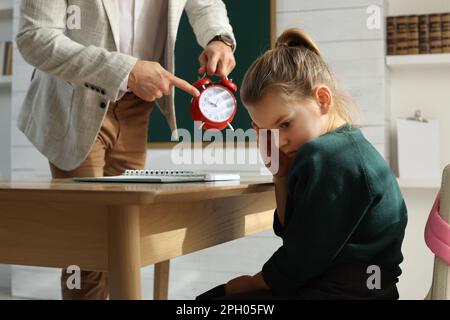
[313,86,332,115]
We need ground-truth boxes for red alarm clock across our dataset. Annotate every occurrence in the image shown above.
[190,75,238,131]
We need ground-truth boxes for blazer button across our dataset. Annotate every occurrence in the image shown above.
[84,83,89,88]
[100,101,107,109]
[101,90,106,95]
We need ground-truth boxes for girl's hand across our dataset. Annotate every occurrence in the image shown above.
[225,273,269,295]
[253,122,293,178]
[225,275,254,295]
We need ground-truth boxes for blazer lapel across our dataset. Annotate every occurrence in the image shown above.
[101,0,120,50]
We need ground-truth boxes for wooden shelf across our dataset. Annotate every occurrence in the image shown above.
[0,0,12,18]
[0,75,12,88]
[387,54,450,69]
[397,178,441,189]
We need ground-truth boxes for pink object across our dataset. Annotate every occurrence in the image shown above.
[425,191,450,265]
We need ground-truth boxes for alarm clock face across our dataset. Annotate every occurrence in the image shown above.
[198,86,236,123]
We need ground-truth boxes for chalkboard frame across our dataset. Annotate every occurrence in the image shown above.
[148,0,276,148]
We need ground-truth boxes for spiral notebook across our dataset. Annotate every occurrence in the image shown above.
[73,170,241,183]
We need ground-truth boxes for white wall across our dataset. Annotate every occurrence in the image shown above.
[387,0,450,175]
[0,0,13,296]
[389,68,450,176]
[0,4,12,180]
[384,0,450,299]
[10,0,57,181]
[388,0,450,15]
[0,85,11,181]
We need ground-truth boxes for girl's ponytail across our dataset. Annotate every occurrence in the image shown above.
[275,28,321,57]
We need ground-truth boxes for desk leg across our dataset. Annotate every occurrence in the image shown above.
[154,260,170,300]
[108,205,141,300]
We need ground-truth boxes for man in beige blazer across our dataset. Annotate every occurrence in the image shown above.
[16,0,236,300]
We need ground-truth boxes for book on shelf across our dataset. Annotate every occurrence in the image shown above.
[1,41,13,76]
[419,15,430,54]
[429,14,443,54]
[386,17,397,55]
[442,13,450,53]
[408,15,420,55]
[395,15,410,55]
[387,12,450,56]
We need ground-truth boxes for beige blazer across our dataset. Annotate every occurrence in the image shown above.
[16,0,235,171]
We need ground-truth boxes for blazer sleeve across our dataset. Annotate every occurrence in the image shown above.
[184,0,236,51]
[15,0,137,101]
[262,149,375,294]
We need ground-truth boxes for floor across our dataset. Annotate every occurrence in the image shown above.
[4,231,282,300]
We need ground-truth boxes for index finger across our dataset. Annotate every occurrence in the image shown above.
[169,74,200,97]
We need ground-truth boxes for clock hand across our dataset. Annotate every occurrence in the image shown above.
[205,97,217,107]
[210,101,218,108]
[210,99,219,108]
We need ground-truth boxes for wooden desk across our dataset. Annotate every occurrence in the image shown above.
[0,177,275,300]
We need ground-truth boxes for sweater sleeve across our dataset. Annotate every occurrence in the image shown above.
[273,209,283,237]
[262,146,375,294]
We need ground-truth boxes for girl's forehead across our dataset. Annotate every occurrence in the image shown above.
[249,104,294,129]
[252,93,293,111]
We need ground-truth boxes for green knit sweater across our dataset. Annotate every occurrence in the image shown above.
[262,124,408,295]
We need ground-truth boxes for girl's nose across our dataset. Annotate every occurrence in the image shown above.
[268,130,287,149]
[277,134,289,149]
[275,137,289,149]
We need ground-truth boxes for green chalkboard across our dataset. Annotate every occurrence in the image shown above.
[148,0,273,143]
